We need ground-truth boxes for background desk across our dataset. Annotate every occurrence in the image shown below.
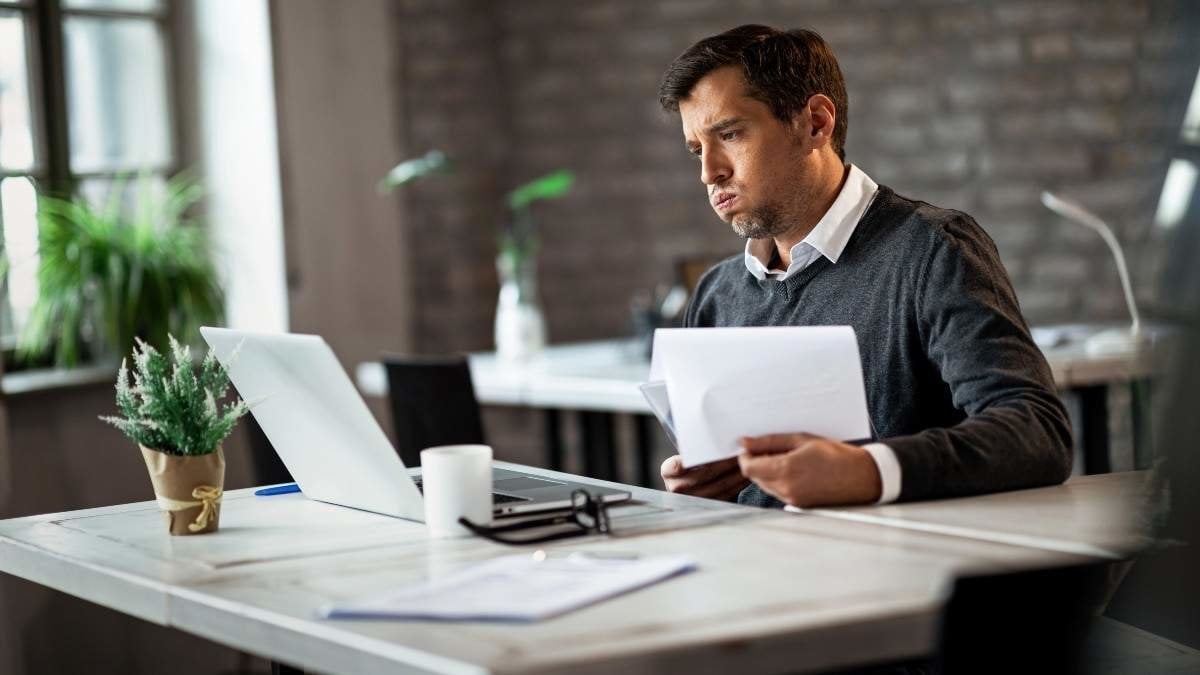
[0,468,1147,675]
[357,335,1155,484]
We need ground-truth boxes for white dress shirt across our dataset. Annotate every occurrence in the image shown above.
[742,164,901,504]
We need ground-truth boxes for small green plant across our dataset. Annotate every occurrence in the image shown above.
[100,335,248,456]
[501,169,575,266]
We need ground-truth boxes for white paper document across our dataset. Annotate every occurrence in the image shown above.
[321,553,696,622]
[637,381,678,449]
[643,326,872,467]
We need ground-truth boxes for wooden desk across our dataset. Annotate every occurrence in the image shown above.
[357,334,1156,483]
[0,467,1146,675]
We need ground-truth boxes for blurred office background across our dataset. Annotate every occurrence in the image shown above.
[0,0,1197,673]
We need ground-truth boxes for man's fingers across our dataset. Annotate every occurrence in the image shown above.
[737,451,763,479]
[660,455,685,479]
[663,455,743,495]
[684,457,739,487]
[739,451,802,504]
[738,449,787,481]
[739,433,817,454]
[689,469,750,500]
[666,456,736,480]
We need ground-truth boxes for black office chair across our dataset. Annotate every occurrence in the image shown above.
[383,354,487,467]
[934,562,1111,674]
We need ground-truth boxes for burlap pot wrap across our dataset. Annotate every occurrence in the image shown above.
[140,445,225,535]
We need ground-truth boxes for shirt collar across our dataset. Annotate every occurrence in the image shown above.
[744,164,879,280]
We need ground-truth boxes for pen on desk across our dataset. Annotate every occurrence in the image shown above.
[255,483,301,496]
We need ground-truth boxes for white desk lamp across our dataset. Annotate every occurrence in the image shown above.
[1039,191,1149,356]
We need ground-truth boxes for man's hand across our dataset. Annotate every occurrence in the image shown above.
[736,433,882,507]
[661,455,749,501]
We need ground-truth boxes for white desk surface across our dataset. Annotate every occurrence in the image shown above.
[355,335,1154,412]
[810,472,1153,561]
[0,466,1147,675]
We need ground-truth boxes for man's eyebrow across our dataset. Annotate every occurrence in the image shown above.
[705,117,747,135]
[684,117,748,152]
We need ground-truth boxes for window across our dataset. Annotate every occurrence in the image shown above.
[0,0,176,354]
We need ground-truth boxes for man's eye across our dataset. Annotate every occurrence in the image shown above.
[688,147,702,159]
[720,130,740,141]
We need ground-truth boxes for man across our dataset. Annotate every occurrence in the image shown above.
[657,25,1072,508]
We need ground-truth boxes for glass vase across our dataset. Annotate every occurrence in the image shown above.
[494,251,546,361]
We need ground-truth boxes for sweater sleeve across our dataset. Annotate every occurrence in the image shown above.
[883,216,1073,501]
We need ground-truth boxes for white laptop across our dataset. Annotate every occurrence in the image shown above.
[200,327,630,521]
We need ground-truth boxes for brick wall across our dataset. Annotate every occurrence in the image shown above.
[394,0,1200,353]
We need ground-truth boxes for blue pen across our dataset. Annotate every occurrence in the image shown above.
[255,483,301,496]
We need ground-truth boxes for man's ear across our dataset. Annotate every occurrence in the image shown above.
[794,94,836,150]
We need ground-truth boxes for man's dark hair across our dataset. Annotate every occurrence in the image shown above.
[658,25,849,160]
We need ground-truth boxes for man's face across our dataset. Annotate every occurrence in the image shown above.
[679,66,817,239]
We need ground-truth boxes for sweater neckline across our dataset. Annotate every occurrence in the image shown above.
[751,185,897,296]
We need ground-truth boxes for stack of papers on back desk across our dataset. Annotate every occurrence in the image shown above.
[321,553,696,622]
[643,327,873,467]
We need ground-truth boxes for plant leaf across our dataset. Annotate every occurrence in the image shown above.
[378,150,451,192]
[506,169,575,211]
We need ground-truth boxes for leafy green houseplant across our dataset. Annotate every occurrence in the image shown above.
[494,170,574,361]
[18,173,224,368]
[379,152,575,360]
[501,169,574,271]
[100,335,248,535]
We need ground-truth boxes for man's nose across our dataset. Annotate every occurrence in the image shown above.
[701,150,730,186]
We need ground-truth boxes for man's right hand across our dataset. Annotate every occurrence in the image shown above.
[660,455,749,501]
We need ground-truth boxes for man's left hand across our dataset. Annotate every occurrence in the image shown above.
[737,433,882,507]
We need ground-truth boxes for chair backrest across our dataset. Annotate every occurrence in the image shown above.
[676,256,723,294]
[383,354,486,467]
[936,562,1110,674]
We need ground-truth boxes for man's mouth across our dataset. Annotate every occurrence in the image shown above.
[712,193,738,211]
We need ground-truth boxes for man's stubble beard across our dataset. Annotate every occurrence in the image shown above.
[729,201,790,240]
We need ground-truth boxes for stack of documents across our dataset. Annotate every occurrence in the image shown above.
[321,553,696,622]
[642,326,872,467]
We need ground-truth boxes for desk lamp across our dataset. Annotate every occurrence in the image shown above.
[1040,191,1149,356]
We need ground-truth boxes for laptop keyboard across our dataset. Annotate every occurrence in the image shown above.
[412,480,530,504]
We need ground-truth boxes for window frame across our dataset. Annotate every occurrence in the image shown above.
[0,0,182,355]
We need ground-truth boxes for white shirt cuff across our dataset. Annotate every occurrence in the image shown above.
[861,443,902,504]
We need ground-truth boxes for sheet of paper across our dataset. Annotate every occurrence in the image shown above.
[649,326,872,467]
[638,381,678,449]
[321,553,696,622]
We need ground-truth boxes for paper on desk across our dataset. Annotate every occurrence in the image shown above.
[645,326,872,467]
[320,553,696,622]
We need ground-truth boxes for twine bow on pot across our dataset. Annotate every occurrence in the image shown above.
[140,443,228,535]
[155,485,224,533]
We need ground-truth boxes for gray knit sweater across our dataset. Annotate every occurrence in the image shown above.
[685,186,1073,505]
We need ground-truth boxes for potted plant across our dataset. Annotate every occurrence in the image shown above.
[17,173,224,368]
[100,335,248,535]
[495,169,574,361]
[379,153,575,360]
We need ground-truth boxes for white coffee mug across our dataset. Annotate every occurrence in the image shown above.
[420,444,493,538]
